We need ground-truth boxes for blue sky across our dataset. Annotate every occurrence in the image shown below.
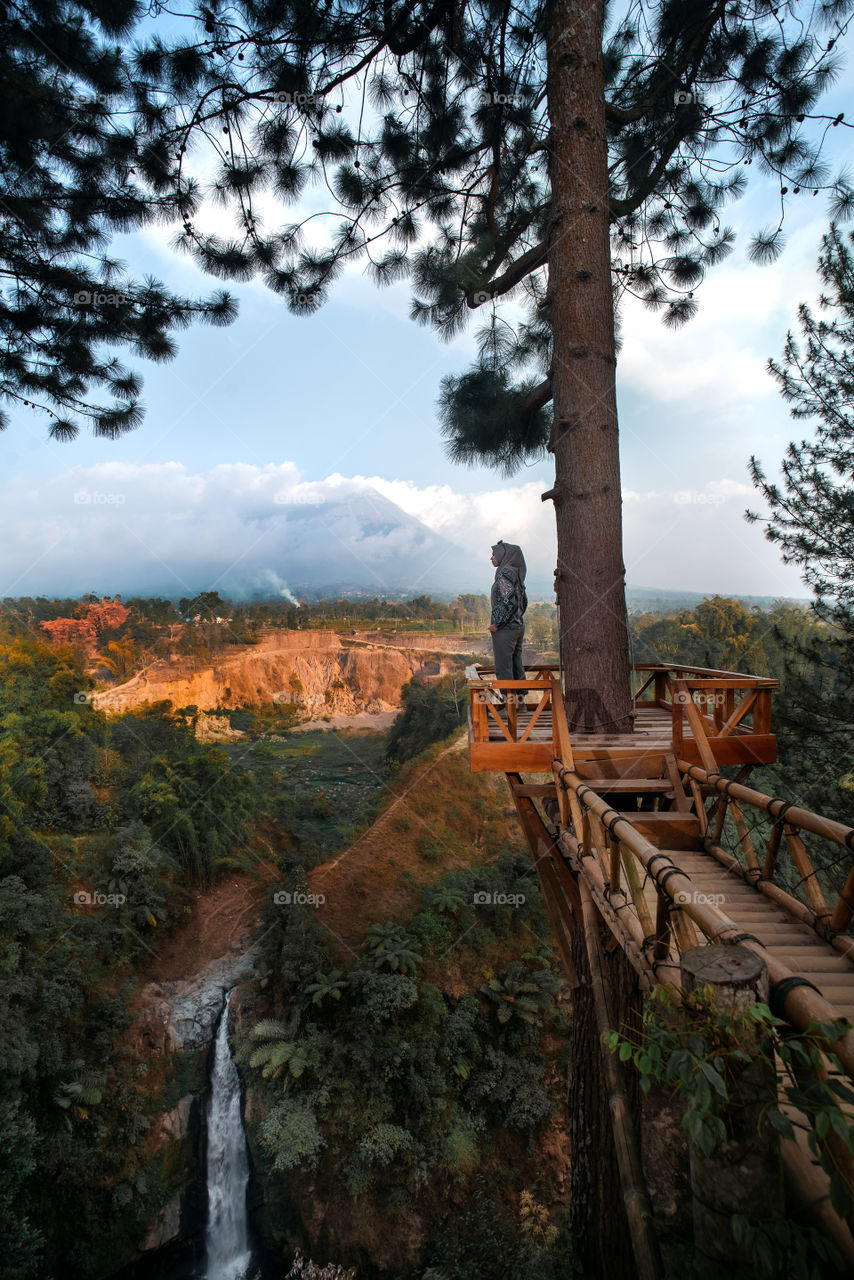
[2,21,853,602]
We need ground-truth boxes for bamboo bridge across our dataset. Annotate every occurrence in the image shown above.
[466,661,854,1274]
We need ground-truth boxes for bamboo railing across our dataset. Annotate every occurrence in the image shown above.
[677,761,854,950]
[551,757,854,1082]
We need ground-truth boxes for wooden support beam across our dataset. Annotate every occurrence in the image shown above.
[578,880,664,1280]
[673,680,719,773]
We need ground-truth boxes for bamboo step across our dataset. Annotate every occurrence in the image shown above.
[581,778,675,794]
[617,811,700,850]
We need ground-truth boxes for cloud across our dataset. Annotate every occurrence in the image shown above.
[0,461,808,602]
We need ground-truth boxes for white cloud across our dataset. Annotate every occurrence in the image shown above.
[0,462,808,603]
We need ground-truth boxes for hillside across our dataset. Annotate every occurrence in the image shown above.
[92,629,463,718]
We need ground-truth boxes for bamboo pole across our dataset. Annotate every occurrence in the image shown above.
[762,821,784,881]
[678,762,854,851]
[785,826,832,924]
[728,799,761,880]
[558,829,663,988]
[559,770,854,1080]
[579,880,664,1280]
[622,848,655,941]
[830,864,854,934]
[609,834,622,897]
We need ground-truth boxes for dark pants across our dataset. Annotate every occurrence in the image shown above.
[492,622,525,682]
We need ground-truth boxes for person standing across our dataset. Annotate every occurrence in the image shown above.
[488,541,528,699]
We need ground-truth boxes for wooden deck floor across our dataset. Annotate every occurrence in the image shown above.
[475,703,776,770]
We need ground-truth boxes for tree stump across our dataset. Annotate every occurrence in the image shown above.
[681,944,783,1280]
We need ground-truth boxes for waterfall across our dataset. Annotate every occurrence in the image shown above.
[205,991,253,1280]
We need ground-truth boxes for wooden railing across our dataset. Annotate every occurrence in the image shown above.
[679,761,854,943]
[468,662,777,766]
[632,661,778,756]
[550,756,854,1081]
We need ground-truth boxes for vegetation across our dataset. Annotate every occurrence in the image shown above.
[0,1,235,439]
[385,675,469,766]
[242,847,568,1277]
[607,987,854,1277]
[0,627,258,1278]
[749,222,854,820]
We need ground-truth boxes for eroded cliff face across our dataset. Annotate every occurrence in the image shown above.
[92,630,457,718]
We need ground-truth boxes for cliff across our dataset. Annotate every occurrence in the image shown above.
[92,629,457,718]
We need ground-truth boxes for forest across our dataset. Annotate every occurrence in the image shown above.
[0,575,851,1276]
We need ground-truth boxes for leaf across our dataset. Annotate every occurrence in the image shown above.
[699,1059,727,1098]
[619,1041,632,1062]
[829,1170,852,1219]
[766,1109,795,1142]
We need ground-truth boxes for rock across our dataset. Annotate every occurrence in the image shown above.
[163,950,257,1051]
[153,1094,193,1144]
[90,627,458,719]
[140,1190,183,1251]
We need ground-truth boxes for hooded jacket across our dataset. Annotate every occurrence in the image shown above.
[490,541,528,628]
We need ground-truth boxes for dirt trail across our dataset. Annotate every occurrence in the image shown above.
[142,867,276,983]
[308,732,518,959]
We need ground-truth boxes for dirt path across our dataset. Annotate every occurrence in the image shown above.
[142,868,276,983]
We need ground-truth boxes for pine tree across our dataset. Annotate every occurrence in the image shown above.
[751,223,854,621]
[748,223,854,814]
[0,0,236,441]
[134,0,853,728]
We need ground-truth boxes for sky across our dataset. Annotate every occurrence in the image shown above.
[2,16,853,604]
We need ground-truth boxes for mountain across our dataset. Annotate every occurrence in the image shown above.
[4,483,485,600]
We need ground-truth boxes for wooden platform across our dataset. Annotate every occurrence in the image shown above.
[469,694,777,772]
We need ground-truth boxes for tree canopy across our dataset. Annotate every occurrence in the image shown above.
[128,0,854,466]
[750,222,854,624]
[748,221,854,815]
[0,0,235,440]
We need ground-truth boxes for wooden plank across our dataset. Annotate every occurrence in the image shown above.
[550,675,575,769]
[580,779,675,794]
[469,742,557,772]
[718,689,758,737]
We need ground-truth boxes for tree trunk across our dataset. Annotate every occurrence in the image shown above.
[568,900,642,1277]
[546,0,632,733]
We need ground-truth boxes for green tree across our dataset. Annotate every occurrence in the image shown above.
[137,0,850,727]
[749,223,854,815]
[0,1,235,439]
[751,224,854,624]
